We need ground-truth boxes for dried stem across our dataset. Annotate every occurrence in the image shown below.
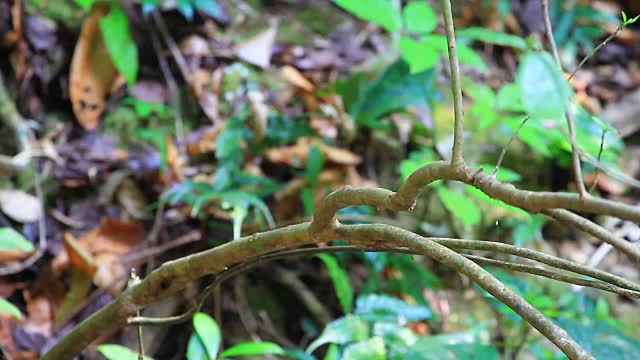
[588,128,607,193]
[494,115,529,175]
[569,25,624,81]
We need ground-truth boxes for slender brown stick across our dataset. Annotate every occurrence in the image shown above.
[494,116,530,175]
[541,0,588,198]
[569,25,624,81]
[440,0,465,165]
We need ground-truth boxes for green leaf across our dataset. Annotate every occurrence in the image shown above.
[351,60,435,128]
[517,51,571,119]
[398,149,436,180]
[478,165,522,182]
[399,36,441,74]
[0,227,35,252]
[323,344,340,360]
[193,0,224,20]
[403,1,437,33]
[405,334,499,360]
[97,344,153,360]
[187,333,208,360]
[354,293,432,322]
[220,190,275,228]
[458,27,527,49]
[496,83,524,112]
[0,298,23,319]
[457,42,488,71]
[193,312,221,359]
[333,0,402,32]
[305,145,325,187]
[343,337,386,360]
[436,186,481,226]
[465,185,530,219]
[221,342,284,357]
[306,315,369,353]
[316,253,353,314]
[74,0,95,10]
[100,4,138,87]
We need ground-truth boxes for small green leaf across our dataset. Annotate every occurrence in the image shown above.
[221,342,284,357]
[399,36,441,74]
[0,227,35,252]
[186,333,208,360]
[99,4,138,87]
[436,186,481,226]
[622,11,628,23]
[193,312,221,359]
[220,190,275,228]
[458,27,527,50]
[403,1,437,34]
[496,83,524,112]
[0,298,23,319]
[517,51,571,119]
[74,0,96,10]
[323,344,340,360]
[97,344,153,360]
[334,0,402,32]
[306,315,369,354]
[193,0,224,20]
[342,337,386,360]
[305,145,325,187]
[478,165,522,183]
[354,294,432,322]
[317,254,353,314]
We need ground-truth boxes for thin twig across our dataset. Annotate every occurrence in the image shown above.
[568,25,624,81]
[588,128,607,193]
[493,116,530,175]
[541,0,588,198]
[440,0,465,165]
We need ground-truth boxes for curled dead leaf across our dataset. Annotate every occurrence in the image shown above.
[93,253,126,295]
[69,3,119,129]
[79,217,143,255]
[266,137,361,167]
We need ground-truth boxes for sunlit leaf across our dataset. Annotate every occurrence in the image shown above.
[305,145,325,187]
[97,344,153,360]
[0,298,23,319]
[436,186,481,226]
[399,36,440,74]
[458,27,527,49]
[221,342,284,357]
[317,254,354,314]
[354,294,432,322]
[517,51,571,120]
[342,337,386,360]
[478,165,522,182]
[193,312,221,359]
[99,3,138,87]
[0,227,35,252]
[324,344,340,360]
[403,1,437,33]
[333,0,402,32]
[306,315,369,353]
[186,333,208,360]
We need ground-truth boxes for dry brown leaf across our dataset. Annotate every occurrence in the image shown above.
[166,135,185,182]
[93,253,126,295]
[79,218,143,255]
[63,232,97,276]
[186,124,224,155]
[69,3,119,129]
[266,137,361,167]
[281,65,315,92]
[22,290,53,336]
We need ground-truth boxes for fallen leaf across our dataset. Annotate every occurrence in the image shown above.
[281,65,315,92]
[93,253,126,295]
[69,3,119,129]
[22,291,52,336]
[266,137,361,167]
[234,24,278,68]
[0,190,42,223]
[63,233,97,276]
[79,218,143,255]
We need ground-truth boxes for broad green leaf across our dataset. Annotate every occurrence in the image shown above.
[373,322,418,350]
[99,4,138,87]
[419,34,487,71]
[305,145,325,187]
[398,149,436,180]
[517,51,570,119]
[0,298,23,319]
[399,36,440,74]
[465,185,530,219]
[458,27,527,50]
[186,333,208,360]
[193,312,221,359]
[193,0,224,20]
[350,60,435,128]
[0,227,35,252]
[343,337,386,360]
[221,342,284,357]
[220,190,275,228]
[333,0,402,32]
[354,294,432,322]
[557,317,640,359]
[317,254,353,314]
[496,83,524,112]
[97,344,153,360]
[466,83,497,128]
[405,334,499,360]
[306,315,369,353]
[403,1,437,34]
[436,186,481,226]
[215,126,243,161]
